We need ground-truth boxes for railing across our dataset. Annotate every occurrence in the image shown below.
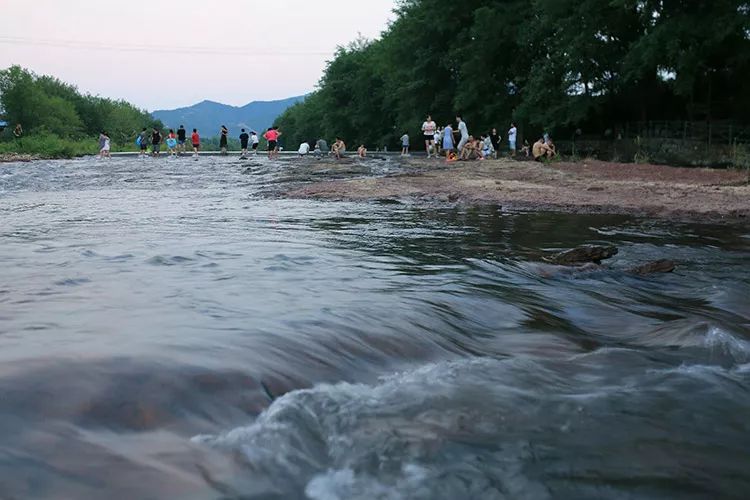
[621,120,750,146]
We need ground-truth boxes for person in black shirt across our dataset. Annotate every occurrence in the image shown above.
[151,128,162,157]
[239,128,250,158]
[177,125,187,155]
[490,128,500,157]
[220,125,229,155]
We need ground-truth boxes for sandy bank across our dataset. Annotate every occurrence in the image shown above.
[285,158,750,221]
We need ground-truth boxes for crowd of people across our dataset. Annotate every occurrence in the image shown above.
[94,116,558,164]
[394,115,555,163]
[91,125,273,159]
[125,125,270,159]
[295,115,556,163]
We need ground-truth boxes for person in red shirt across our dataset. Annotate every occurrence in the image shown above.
[263,126,281,159]
[191,129,200,158]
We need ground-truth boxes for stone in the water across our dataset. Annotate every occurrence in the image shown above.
[627,259,676,275]
[549,245,619,265]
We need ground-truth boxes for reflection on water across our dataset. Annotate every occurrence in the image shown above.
[0,156,749,499]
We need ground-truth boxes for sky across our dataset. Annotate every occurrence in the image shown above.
[0,0,397,111]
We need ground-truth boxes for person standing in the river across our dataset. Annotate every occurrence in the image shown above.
[421,115,437,158]
[251,131,260,155]
[98,131,106,156]
[219,125,229,155]
[400,132,410,156]
[263,126,280,159]
[191,128,201,157]
[98,131,111,159]
[151,127,162,157]
[456,115,469,152]
[166,129,178,156]
[177,125,187,155]
[138,128,149,157]
[442,123,455,161]
[239,128,250,158]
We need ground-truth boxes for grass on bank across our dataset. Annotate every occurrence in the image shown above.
[0,133,99,158]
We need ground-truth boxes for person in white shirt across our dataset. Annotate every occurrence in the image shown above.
[98,131,111,159]
[421,114,437,158]
[508,123,518,156]
[456,115,469,152]
[298,141,311,156]
[481,134,495,159]
[251,132,260,155]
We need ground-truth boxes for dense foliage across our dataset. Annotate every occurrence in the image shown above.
[277,0,750,149]
[0,65,162,154]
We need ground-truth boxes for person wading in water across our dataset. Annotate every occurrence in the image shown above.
[220,125,229,155]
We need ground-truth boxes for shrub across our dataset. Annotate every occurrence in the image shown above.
[0,133,98,158]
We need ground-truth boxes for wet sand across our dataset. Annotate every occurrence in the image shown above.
[285,157,750,221]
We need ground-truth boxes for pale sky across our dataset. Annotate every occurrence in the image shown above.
[0,0,397,111]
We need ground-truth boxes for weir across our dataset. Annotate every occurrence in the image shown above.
[109,150,419,158]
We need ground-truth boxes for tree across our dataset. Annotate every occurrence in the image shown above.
[0,65,160,145]
[278,0,750,149]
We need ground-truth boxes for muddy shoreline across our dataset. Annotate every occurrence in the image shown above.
[281,157,750,222]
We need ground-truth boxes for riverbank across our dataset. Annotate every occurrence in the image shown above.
[0,153,42,162]
[285,157,750,221]
[0,134,98,160]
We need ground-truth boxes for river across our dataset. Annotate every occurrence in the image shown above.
[1,156,749,499]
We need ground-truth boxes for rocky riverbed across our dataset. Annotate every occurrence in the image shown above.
[283,157,750,221]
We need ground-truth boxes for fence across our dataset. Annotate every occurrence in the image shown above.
[622,120,750,147]
[553,120,750,167]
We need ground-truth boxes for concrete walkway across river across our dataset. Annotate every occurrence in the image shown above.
[110,151,415,158]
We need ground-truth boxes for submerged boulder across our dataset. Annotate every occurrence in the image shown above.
[626,259,676,275]
[549,245,619,265]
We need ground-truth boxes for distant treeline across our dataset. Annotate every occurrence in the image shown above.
[277,0,750,149]
[0,65,162,155]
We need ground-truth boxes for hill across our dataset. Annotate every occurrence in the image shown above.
[152,96,306,137]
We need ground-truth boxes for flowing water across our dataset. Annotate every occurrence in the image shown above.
[1,156,749,500]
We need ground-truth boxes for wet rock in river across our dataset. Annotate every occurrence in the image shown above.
[549,245,619,265]
[627,259,676,275]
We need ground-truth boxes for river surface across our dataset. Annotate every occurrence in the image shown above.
[1,156,749,500]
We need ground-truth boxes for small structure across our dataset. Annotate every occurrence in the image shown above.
[0,120,7,132]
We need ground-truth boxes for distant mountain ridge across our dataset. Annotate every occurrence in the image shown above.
[152,95,306,137]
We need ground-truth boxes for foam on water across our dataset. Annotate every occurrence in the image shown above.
[195,352,750,499]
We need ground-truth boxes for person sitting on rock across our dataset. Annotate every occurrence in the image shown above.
[532,137,553,161]
[546,138,557,156]
[357,144,367,158]
[481,134,495,159]
[332,138,346,160]
[475,137,487,160]
[459,135,476,160]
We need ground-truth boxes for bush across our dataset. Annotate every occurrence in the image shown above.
[0,133,98,158]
